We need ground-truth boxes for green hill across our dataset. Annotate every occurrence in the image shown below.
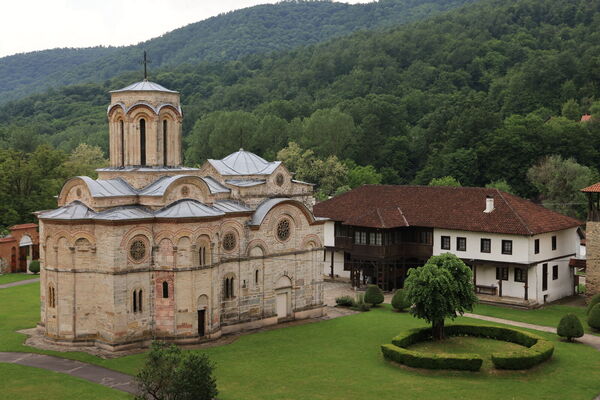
[1,0,600,226]
[0,0,473,104]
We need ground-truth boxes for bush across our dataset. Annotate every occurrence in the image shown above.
[350,293,370,311]
[28,260,40,274]
[381,344,482,371]
[364,285,384,307]
[577,283,586,294]
[557,313,584,341]
[588,303,600,331]
[391,289,411,311]
[335,296,355,307]
[383,324,553,371]
[587,294,600,315]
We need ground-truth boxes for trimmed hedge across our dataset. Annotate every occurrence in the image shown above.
[587,294,600,315]
[382,324,554,371]
[381,344,482,371]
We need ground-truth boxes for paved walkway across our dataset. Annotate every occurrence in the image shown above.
[0,352,137,394]
[0,277,40,289]
[464,313,600,351]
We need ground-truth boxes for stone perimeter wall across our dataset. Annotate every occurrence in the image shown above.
[587,222,600,300]
[39,203,325,350]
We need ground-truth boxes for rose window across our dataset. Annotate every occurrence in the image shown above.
[130,240,146,261]
[277,219,291,241]
[223,233,236,251]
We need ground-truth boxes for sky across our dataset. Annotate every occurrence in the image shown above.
[0,0,374,58]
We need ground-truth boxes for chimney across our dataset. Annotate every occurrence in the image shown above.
[484,196,494,213]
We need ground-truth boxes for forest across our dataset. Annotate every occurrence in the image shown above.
[1,0,600,229]
[0,0,472,104]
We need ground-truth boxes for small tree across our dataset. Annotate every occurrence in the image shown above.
[428,176,461,187]
[588,304,600,331]
[28,260,40,274]
[391,289,411,312]
[557,314,584,342]
[364,284,384,307]
[136,341,217,400]
[587,294,600,315]
[405,253,477,340]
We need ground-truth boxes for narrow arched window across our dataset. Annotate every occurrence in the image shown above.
[255,269,260,285]
[229,277,234,298]
[140,119,146,166]
[133,290,137,313]
[163,120,168,166]
[120,120,125,166]
[162,281,169,298]
[138,290,143,312]
[199,246,206,266]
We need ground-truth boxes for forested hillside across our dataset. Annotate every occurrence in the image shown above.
[0,0,473,103]
[1,0,600,228]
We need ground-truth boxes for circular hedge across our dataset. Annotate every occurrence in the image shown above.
[381,324,554,371]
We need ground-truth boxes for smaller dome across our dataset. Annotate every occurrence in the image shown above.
[208,149,281,176]
[110,80,178,94]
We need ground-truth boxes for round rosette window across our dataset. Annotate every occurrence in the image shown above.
[130,239,147,261]
[277,218,291,241]
[222,232,237,251]
[276,173,284,186]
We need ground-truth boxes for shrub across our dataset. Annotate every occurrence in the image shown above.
[391,289,411,311]
[351,293,370,311]
[381,344,482,371]
[577,283,586,294]
[364,285,384,307]
[587,294,600,315]
[28,260,40,274]
[491,339,554,370]
[335,296,355,307]
[557,313,584,341]
[588,303,600,331]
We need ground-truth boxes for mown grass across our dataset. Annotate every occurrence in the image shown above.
[472,303,598,335]
[2,282,600,399]
[0,273,38,285]
[0,363,130,400]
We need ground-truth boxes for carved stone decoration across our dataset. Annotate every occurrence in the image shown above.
[130,240,146,261]
[276,173,284,186]
[181,186,190,197]
[277,218,291,241]
[222,232,236,251]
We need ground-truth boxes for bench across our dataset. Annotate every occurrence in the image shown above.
[476,285,497,295]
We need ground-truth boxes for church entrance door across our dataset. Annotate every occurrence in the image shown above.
[276,292,288,319]
[197,309,206,337]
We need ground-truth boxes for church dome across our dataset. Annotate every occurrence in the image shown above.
[208,149,281,176]
[110,80,178,94]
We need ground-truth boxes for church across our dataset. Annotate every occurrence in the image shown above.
[37,79,326,351]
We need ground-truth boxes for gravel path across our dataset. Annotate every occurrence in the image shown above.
[0,277,40,289]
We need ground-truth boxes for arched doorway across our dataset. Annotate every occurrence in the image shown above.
[19,235,33,273]
[197,295,209,337]
[275,276,292,320]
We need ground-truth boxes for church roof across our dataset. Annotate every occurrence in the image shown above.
[154,200,225,219]
[78,176,137,197]
[225,179,266,187]
[137,175,230,196]
[208,149,281,176]
[39,201,96,220]
[110,80,178,94]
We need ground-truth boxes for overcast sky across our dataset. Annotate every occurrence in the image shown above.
[0,0,374,58]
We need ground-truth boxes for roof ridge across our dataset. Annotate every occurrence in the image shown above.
[495,189,533,235]
[375,208,386,228]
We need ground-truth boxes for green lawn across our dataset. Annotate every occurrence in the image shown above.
[472,303,598,335]
[409,336,524,370]
[2,283,600,399]
[0,363,130,400]
[0,273,38,285]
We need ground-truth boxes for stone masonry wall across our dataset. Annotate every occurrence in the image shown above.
[587,221,600,300]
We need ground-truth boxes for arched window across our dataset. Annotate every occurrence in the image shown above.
[255,269,260,285]
[163,120,168,166]
[133,290,137,313]
[224,277,235,299]
[199,246,206,266]
[162,281,169,298]
[48,285,56,308]
[120,120,125,166]
[138,289,143,312]
[140,118,146,166]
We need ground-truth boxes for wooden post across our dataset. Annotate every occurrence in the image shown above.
[330,249,334,278]
[524,267,528,301]
[499,278,503,297]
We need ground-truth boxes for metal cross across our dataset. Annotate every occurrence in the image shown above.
[141,51,151,80]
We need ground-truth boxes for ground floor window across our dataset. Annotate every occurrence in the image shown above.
[496,267,508,281]
[552,265,558,280]
[514,268,526,283]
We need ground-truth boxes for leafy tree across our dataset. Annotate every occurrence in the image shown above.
[364,285,384,307]
[557,313,584,342]
[428,176,461,187]
[300,108,356,159]
[135,341,217,400]
[527,155,598,218]
[590,101,600,120]
[562,99,581,121]
[347,164,383,188]
[485,179,515,194]
[405,253,477,340]
[62,143,107,178]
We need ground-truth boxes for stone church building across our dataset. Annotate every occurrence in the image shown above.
[37,80,326,351]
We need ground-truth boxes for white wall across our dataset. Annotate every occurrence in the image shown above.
[433,229,529,263]
[323,221,335,247]
[322,250,349,279]
[474,263,529,299]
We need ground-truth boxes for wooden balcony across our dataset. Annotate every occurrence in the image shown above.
[334,236,432,260]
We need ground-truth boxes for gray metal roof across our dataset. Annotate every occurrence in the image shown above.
[78,176,137,197]
[107,101,182,116]
[201,176,230,193]
[249,198,313,226]
[208,149,280,176]
[94,206,154,221]
[225,179,266,187]
[137,175,227,196]
[291,179,315,186]
[96,166,199,172]
[110,80,178,94]
[155,200,225,219]
[38,201,95,220]
[213,200,253,213]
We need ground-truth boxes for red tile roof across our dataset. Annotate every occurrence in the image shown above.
[581,182,600,193]
[8,223,38,230]
[0,235,15,243]
[313,185,582,235]
[581,114,592,122]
